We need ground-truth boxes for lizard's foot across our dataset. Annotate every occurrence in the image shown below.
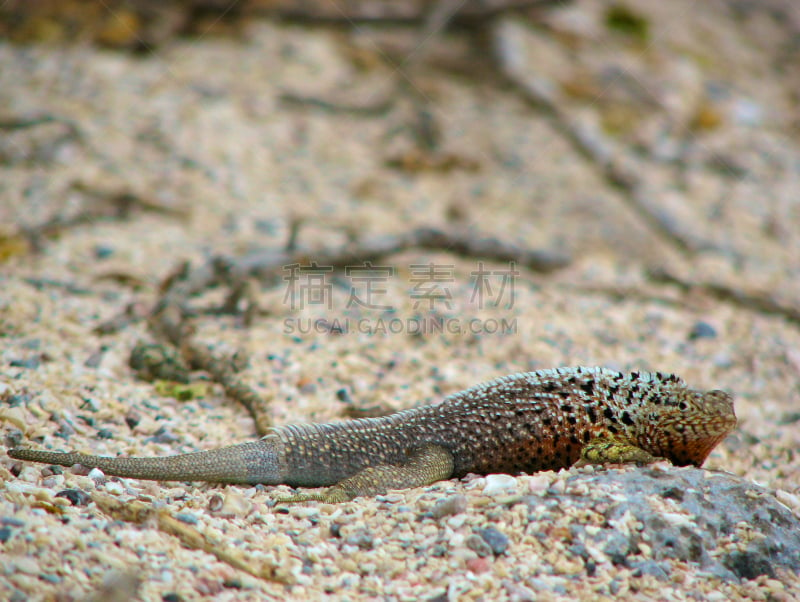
[577,437,663,467]
[276,487,353,504]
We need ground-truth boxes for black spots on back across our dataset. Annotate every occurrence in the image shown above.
[522,422,541,439]
[621,412,634,426]
[569,434,580,445]
[603,407,615,421]
[541,382,558,393]
[542,417,553,427]
[560,404,574,412]
[558,390,572,400]
[607,424,618,434]
[585,405,598,424]
[583,430,591,443]
[630,371,640,380]
[607,385,619,397]
[580,381,594,396]
[567,415,577,425]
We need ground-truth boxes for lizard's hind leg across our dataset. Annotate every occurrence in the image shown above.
[277,444,454,503]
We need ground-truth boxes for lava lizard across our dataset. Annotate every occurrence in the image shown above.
[7,367,737,502]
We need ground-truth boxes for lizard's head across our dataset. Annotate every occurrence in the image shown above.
[641,387,737,467]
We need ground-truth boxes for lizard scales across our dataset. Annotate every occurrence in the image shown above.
[8,367,737,502]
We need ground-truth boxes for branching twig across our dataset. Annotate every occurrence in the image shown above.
[92,493,290,584]
[268,0,564,25]
[148,286,274,436]
[129,225,568,433]
[491,20,730,258]
[3,180,188,259]
[648,267,800,325]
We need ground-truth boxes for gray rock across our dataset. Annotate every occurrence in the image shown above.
[476,526,510,555]
[430,494,468,520]
[522,468,800,582]
[466,533,493,558]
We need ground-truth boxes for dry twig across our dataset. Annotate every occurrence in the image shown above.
[92,493,290,584]
[648,267,800,326]
[491,21,731,257]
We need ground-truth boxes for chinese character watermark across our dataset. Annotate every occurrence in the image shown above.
[282,262,334,310]
[345,262,395,310]
[409,263,454,310]
[470,261,519,309]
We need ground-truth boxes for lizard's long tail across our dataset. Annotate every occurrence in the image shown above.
[8,438,283,485]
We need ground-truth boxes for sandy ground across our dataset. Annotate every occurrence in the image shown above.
[1,0,800,599]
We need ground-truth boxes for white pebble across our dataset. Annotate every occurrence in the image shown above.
[447,515,468,530]
[88,468,106,482]
[525,474,554,494]
[104,481,124,495]
[776,490,800,514]
[482,474,518,496]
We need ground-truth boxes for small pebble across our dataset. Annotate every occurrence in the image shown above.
[775,490,800,513]
[55,489,91,506]
[0,527,12,543]
[215,491,253,518]
[688,321,717,340]
[476,526,510,555]
[175,513,199,525]
[9,357,41,370]
[84,349,105,368]
[207,494,224,512]
[145,427,180,445]
[125,410,142,430]
[466,534,493,557]
[603,532,632,565]
[88,468,106,483]
[13,557,40,575]
[345,530,374,550]
[104,481,124,495]
[93,244,115,259]
[465,557,491,574]
[502,580,536,601]
[430,494,468,519]
[525,474,554,494]
[482,474,518,496]
[446,515,468,530]
[335,388,353,403]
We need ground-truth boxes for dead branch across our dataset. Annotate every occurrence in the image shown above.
[92,493,289,584]
[491,20,732,258]
[648,267,800,325]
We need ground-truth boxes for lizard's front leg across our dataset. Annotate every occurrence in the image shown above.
[577,436,662,467]
[278,444,454,503]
